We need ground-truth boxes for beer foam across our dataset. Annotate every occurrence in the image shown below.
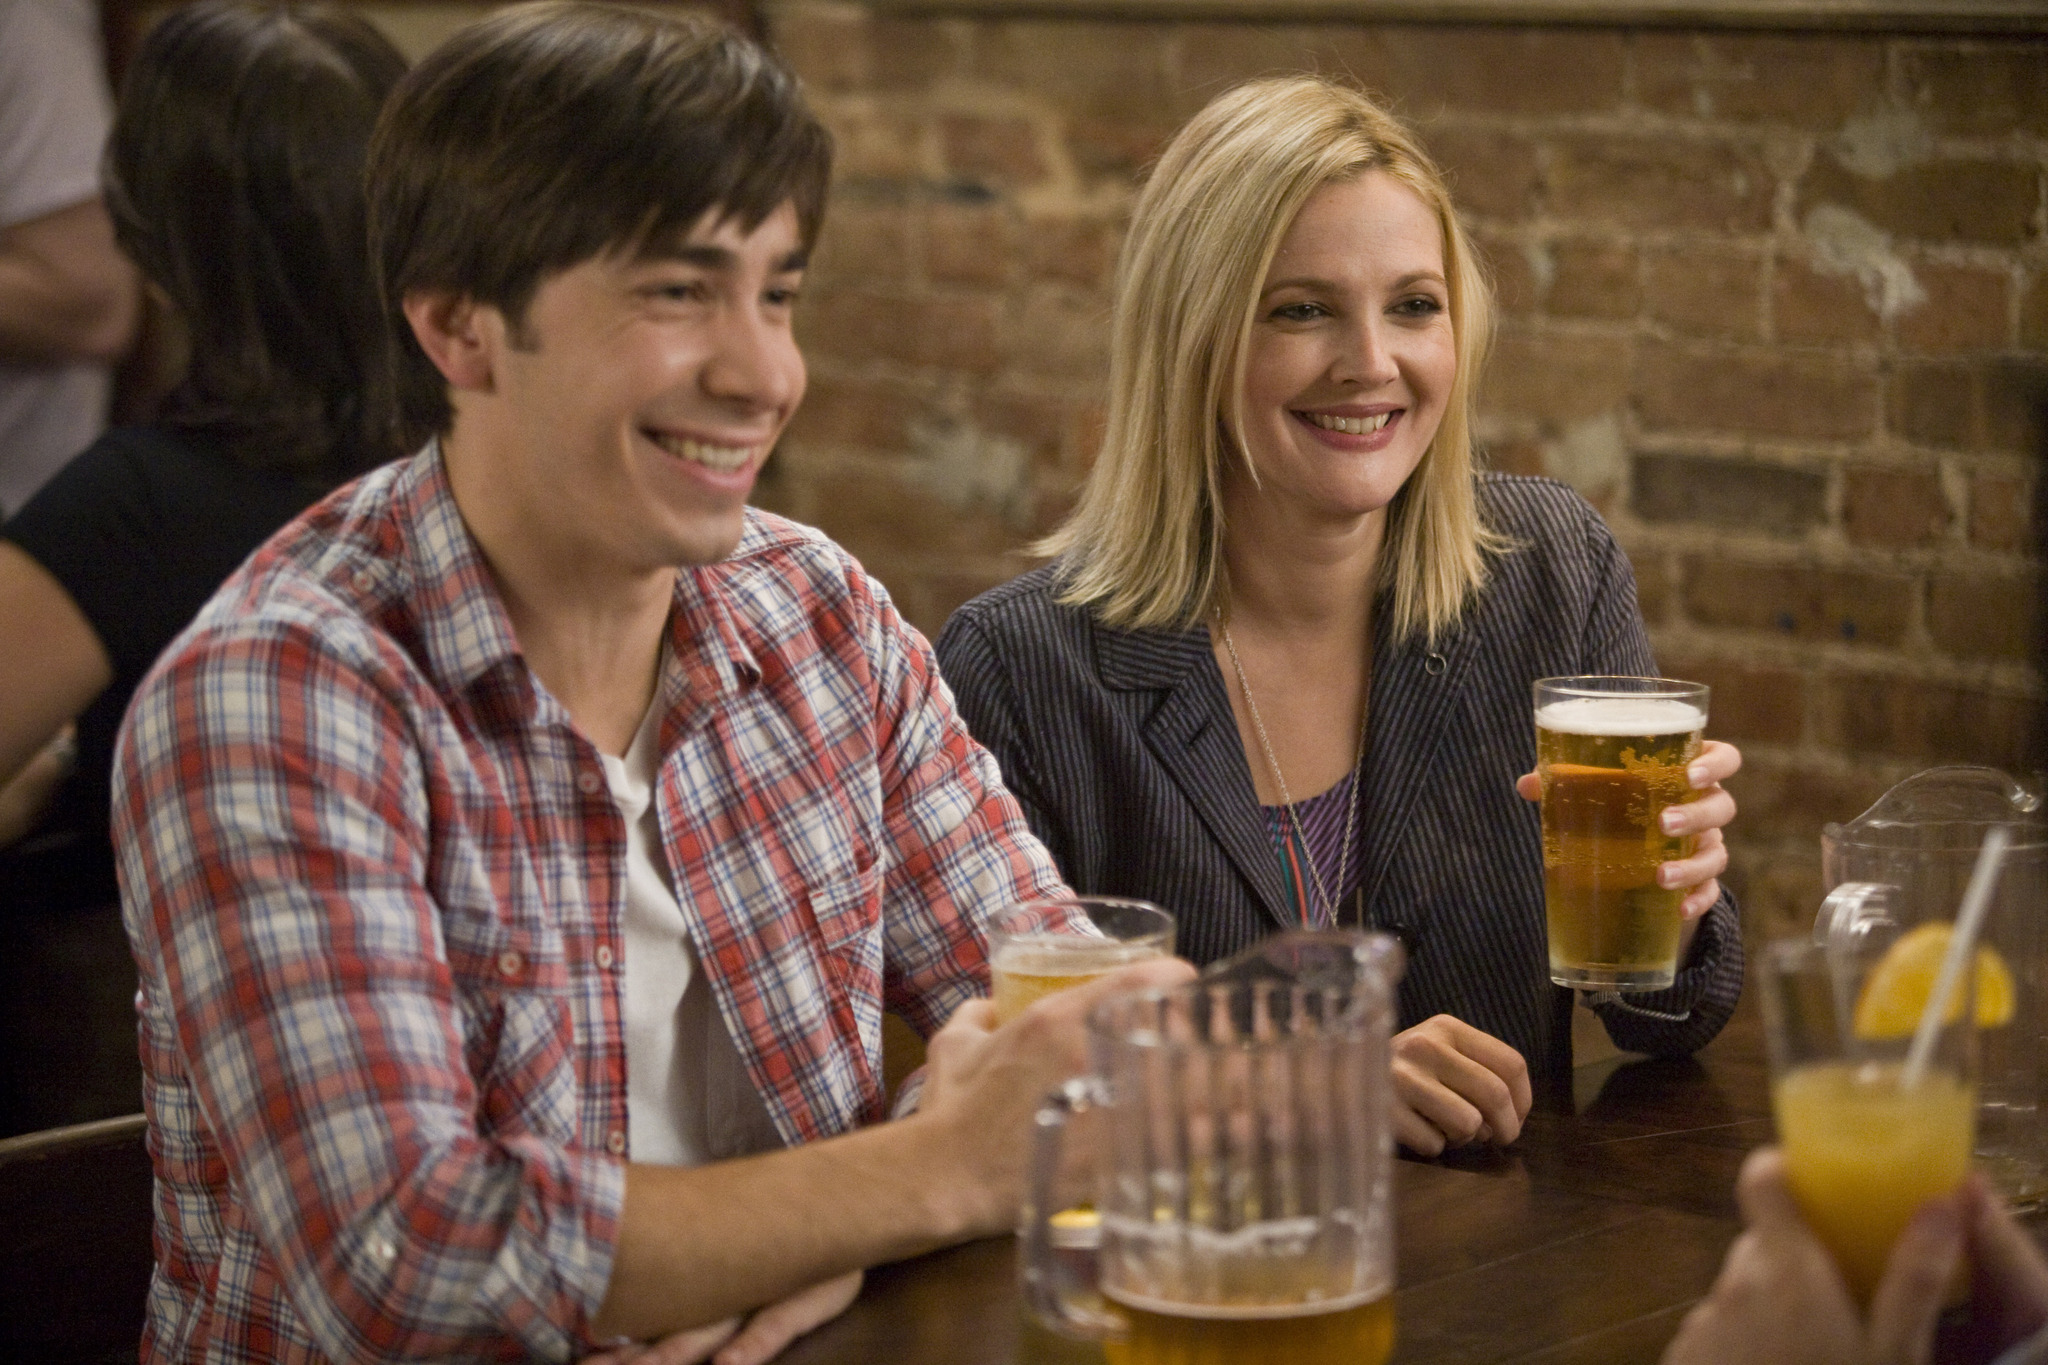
[1536,697,1704,737]
[992,935,1161,975]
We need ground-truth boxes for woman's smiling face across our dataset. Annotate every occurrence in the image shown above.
[1232,170,1457,530]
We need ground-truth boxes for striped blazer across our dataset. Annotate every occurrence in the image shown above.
[935,474,1742,1076]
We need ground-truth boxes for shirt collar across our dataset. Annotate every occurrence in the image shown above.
[385,441,765,733]
[388,442,529,706]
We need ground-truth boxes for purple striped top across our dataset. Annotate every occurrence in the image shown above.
[1260,765,1365,928]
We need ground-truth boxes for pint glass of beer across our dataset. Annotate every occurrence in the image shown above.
[1020,931,1404,1365]
[989,898,1175,1026]
[1534,675,1709,991]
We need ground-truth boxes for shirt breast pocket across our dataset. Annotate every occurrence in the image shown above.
[441,897,574,1132]
[805,867,884,1011]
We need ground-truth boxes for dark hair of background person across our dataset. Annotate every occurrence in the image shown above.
[103,1,413,476]
[365,0,834,439]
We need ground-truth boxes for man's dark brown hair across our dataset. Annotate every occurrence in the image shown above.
[366,1,833,437]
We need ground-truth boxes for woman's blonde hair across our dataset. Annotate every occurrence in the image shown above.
[1040,75,1505,644]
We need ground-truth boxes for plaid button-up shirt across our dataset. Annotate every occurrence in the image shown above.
[114,449,1065,1362]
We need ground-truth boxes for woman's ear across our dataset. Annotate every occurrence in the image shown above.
[401,291,496,395]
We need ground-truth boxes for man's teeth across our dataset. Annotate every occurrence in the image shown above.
[651,432,752,472]
[1305,411,1392,435]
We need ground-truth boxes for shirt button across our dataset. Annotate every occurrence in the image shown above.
[607,1129,627,1155]
[369,1235,397,1266]
[577,771,602,795]
[497,950,523,978]
[352,569,376,593]
[594,944,614,969]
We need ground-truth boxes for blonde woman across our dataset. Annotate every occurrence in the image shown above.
[936,76,1743,1156]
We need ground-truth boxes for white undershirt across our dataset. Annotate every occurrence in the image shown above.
[605,701,783,1166]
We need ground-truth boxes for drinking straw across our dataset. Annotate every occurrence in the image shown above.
[1901,825,2011,1089]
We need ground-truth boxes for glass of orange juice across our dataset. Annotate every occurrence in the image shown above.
[988,898,1174,1026]
[1759,932,1979,1306]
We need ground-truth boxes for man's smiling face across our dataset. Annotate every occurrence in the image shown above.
[471,200,808,573]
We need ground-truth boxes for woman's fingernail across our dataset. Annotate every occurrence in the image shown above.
[1688,764,1710,788]
[1658,866,1681,889]
[1661,809,1685,835]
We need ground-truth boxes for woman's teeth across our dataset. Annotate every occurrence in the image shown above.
[1304,411,1393,435]
[650,432,752,473]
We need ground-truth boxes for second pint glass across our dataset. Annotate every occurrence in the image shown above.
[1534,675,1709,991]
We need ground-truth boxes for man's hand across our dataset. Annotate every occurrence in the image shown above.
[1662,1148,1961,1365]
[916,955,1197,1233]
[578,1270,864,1365]
[1517,738,1743,927]
[1390,1014,1531,1156]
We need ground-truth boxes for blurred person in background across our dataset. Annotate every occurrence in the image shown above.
[0,0,138,516]
[0,0,411,1135]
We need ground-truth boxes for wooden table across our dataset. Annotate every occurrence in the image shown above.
[780,1001,2044,1364]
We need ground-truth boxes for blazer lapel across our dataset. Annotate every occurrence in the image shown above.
[1357,609,1480,917]
[1094,620,1297,934]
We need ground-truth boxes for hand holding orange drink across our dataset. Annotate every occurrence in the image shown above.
[1762,915,2016,1307]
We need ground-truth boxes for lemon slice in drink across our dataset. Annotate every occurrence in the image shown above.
[1852,922,2016,1039]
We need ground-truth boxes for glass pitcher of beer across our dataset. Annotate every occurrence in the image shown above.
[1019,931,1403,1365]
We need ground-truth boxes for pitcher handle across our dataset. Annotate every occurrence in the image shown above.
[1019,1074,1125,1340]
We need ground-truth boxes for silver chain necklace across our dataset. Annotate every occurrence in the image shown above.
[1218,620,1367,928]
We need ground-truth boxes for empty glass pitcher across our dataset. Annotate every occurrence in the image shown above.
[1020,931,1403,1365]
[1821,765,2047,1210]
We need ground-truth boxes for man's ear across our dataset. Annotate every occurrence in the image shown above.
[402,291,496,395]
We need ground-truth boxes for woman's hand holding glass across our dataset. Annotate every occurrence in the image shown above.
[1517,737,1744,922]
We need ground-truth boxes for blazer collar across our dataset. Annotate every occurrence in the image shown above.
[1356,608,1481,917]
[1090,615,1297,934]
[1085,599,1484,937]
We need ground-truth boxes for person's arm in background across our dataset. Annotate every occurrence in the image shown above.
[0,540,111,838]
[0,1,138,368]
[1664,1148,2048,1365]
[0,196,137,365]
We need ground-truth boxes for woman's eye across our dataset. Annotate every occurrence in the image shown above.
[1271,301,1327,322]
[1393,295,1445,318]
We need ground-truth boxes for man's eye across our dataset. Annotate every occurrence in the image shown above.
[764,286,802,308]
[649,280,709,303]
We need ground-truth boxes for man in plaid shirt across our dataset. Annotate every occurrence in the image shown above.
[113,7,1189,1362]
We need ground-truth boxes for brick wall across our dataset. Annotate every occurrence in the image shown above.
[759,3,2048,940]
[342,1,2045,942]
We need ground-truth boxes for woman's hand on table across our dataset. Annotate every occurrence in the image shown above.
[1517,738,1743,920]
[1389,1014,1531,1157]
[577,1269,865,1365]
